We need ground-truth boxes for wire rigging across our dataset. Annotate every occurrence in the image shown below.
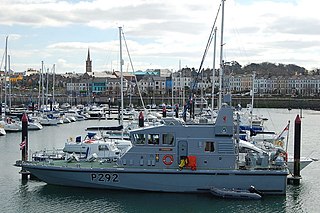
[192,2,222,93]
[121,29,145,109]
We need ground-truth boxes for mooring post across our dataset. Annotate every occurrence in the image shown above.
[21,113,29,180]
[293,114,301,185]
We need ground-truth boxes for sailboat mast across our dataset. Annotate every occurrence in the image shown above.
[46,68,49,106]
[171,70,174,110]
[211,27,217,122]
[41,61,45,108]
[8,55,11,112]
[218,0,225,109]
[52,64,55,105]
[119,27,124,126]
[4,36,8,116]
[250,71,256,128]
[181,60,185,107]
[38,63,41,111]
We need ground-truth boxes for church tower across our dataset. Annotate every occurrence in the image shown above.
[86,48,92,73]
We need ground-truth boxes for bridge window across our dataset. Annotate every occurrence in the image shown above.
[162,133,174,145]
[133,134,145,145]
[148,134,160,145]
[205,141,215,152]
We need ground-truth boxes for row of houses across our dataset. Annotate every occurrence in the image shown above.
[2,66,320,100]
[2,48,319,100]
[63,68,320,99]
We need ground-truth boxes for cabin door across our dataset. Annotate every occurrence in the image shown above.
[178,140,188,158]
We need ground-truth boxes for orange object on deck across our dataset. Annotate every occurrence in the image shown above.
[186,156,197,170]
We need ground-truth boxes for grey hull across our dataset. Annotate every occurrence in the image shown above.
[23,164,287,195]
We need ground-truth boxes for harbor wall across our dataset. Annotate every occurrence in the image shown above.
[8,96,320,110]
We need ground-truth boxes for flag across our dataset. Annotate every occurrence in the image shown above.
[19,140,26,150]
[276,123,289,141]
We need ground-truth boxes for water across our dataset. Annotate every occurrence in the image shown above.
[0,109,319,213]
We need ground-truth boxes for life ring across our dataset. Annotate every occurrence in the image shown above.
[163,154,174,165]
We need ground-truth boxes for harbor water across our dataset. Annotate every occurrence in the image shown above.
[0,108,319,213]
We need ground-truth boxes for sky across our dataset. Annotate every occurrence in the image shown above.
[0,0,319,74]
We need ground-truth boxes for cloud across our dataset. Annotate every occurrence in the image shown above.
[1,0,320,73]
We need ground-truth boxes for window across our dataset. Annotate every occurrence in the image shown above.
[133,133,145,145]
[163,133,174,145]
[148,134,160,145]
[205,141,215,152]
[98,145,109,151]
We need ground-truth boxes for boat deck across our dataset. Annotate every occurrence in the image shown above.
[17,159,288,173]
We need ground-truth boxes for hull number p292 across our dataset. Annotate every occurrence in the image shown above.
[90,173,119,182]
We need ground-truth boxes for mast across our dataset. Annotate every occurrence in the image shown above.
[41,61,45,109]
[211,27,217,122]
[52,64,55,105]
[8,55,11,112]
[250,71,256,128]
[119,27,124,126]
[178,60,181,106]
[38,64,41,111]
[46,68,49,106]
[4,36,8,116]
[181,60,185,107]
[218,0,225,109]
[171,70,174,111]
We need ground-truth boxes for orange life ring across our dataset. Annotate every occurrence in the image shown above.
[163,154,174,165]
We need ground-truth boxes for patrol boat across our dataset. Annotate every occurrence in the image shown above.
[15,104,288,195]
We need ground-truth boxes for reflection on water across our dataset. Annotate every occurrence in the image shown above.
[13,181,288,213]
